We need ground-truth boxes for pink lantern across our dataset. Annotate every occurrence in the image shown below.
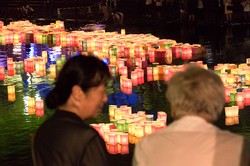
[237,101,245,109]
[181,46,192,60]
[170,45,181,58]
[236,92,244,102]
[243,88,250,98]
[108,133,118,145]
[131,71,138,86]
[147,67,153,76]
[120,133,129,145]
[5,33,14,44]
[124,47,130,57]
[157,111,167,122]
[35,100,44,110]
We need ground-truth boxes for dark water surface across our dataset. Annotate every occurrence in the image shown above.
[1,21,250,166]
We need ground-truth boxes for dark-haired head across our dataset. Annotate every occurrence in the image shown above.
[46,54,111,109]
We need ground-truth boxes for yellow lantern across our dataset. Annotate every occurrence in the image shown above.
[7,85,15,94]
[28,97,35,107]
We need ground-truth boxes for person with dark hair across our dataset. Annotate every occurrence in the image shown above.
[32,54,111,166]
[133,64,250,166]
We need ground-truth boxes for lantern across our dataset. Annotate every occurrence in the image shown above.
[7,85,15,94]
[35,100,44,110]
[120,144,129,154]
[28,106,35,115]
[50,64,56,78]
[134,126,144,137]
[108,133,118,145]
[107,144,118,154]
[109,105,117,120]
[36,109,44,117]
[121,29,126,35]
[8,93,16,102]
[120,133,128,145]
[28,97,35,107]
[0,66,5,80]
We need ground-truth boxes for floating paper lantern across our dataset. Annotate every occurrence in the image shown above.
[28,97,35,107]
[225,116,239,126]
[35,100,44,110]
[131,71,138,86]
[7,85,15,94]
[0,66,5,80]
[225,106,239,117]
[121,29,126,35]
[25,58,35,73]
[134,126,144,137]
[108,133,118,145]
[50,64,56,78]
[236,92,244,102]
[144,123,152,135]
[8,93,16,102]
[120,144,129,154]
[36,109,44,117]
[28,106,35,115]
[119,133,129,145]
[109,105,117,120]
[107,144,118,154]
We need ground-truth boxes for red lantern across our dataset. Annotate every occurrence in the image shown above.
[36,109,44,117]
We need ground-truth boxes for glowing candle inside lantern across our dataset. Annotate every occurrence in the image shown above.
[131,71,138,86]
[7,85,15,94]
[144,124,152,135]
[28,97,35,108]
[28,106,35,115]
[35,100,44,110]
[8,93,16,102]
[0,66,5,80]
[120,144,129,154]
[134,126,144,137]
[120,133,128,145]
[121,29,126,35]
[36,109,44,117]
[109,105,117,119]
[108,133,118,145]
[50,64,56,78]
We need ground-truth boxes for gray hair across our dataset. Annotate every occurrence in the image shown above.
[166,64,225,122]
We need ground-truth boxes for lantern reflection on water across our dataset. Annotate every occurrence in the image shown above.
[7,85,16,102]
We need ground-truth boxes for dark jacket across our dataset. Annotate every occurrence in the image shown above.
[33,110,109,166]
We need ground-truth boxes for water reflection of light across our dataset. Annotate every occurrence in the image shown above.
[26,43,36,59]
[48,46,62,64]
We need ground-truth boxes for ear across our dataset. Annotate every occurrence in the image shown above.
[71,85,84,101]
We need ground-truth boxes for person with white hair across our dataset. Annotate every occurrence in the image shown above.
[133,64,250,166]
